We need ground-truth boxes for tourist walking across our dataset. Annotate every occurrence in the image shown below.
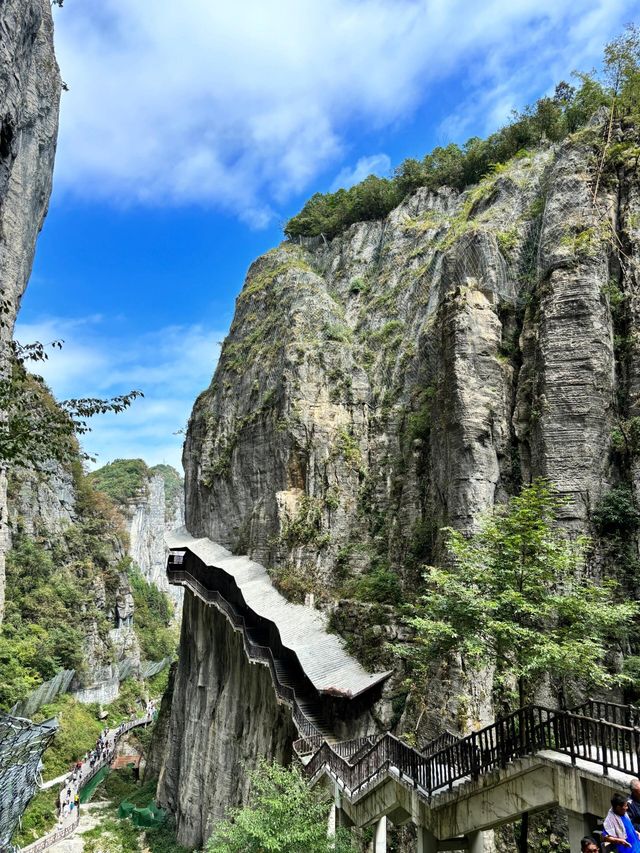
[603,794,640,853]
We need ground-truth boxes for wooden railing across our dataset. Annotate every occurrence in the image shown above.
[569,698,640,729]
[167,558,322,741]
[304,704,640,802]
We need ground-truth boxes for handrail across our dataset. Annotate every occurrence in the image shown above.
[20,810,80,853]
[168,558,640,807]
[569,698,640,728]
[167,562,322,741]
[20,713,153,853]
[422,730,461,757]
[303,704,640,803]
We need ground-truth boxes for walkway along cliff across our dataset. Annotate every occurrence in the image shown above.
[157,111,640,847]
[161,534,640,851]
[158,530,390,846]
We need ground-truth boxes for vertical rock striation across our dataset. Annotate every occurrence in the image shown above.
[165,125,638,839]
[128,472,184,597]
[0,0,61,620]
[157,594,296,849]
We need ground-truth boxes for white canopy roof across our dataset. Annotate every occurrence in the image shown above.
[166,527,391,698]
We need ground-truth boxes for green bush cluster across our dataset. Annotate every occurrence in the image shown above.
[88,458,150,504]
[285,75,608,240]
[205,760,355,853]
[344,565,402,605]
[592,486,640,538]
[89,457,183,518]
[1,504,123,710]
[278,495,328,548]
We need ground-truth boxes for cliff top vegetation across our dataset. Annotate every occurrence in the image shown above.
[284,26,640,241]
[89,458,183,510]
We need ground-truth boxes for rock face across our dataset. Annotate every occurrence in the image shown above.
[8,461,142,700]
[0,0,61,621]
[157,595,296,848]
[89,461,185,598]
[166,126,639,839]
[128,473,184,597]
[184,141,618,568]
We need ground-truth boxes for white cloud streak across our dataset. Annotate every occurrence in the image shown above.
[52,0,634,223]
[15,317,225,471]
[330,154,391,191]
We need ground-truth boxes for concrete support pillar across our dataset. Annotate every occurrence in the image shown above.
[327,804,336,839]
[374,816,387,852]
[567,812,591,853]
[417,827,439,853]
[467,830,486,853]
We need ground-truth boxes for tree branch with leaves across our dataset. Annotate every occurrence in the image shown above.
[399,481,638,714]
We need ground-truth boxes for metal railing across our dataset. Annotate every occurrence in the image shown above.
[167,560,322,741]
[304,704,640,802]
[20,714,153,853]
[422,730,461,757]
[21,810,80,853]
[167,557,640,806]
[570,698,640,729]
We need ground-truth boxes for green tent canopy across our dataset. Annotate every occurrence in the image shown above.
[130,802,166,828]
[117,800,135,819]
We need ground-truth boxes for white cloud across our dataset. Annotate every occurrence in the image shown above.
[330,154,392,191]
[14,316,226,471]
[52,0,632,223]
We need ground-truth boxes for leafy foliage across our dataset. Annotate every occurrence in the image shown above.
[80,771,190,853]
[88,458,151,504]
[11,788,59,847]
[281,27,640,242]
[345,565,402,605]
[1,464,175,709]
[205,760,355,853]
[127,564,178,661]
[400,481,638,710]
[89,459,183,520]
[1,495,124,710]
[592,486,640,538]
[0,341,142,467]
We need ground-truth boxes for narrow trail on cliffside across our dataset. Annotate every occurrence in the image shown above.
[21,708,155,853]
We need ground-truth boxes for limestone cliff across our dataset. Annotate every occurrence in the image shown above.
[157,596,296,848]
[89,459,185,598]
[7,455,141,704]
[164,119,640,842]
[0,0,61,621]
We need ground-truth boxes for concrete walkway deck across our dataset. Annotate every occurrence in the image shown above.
[167,527,391,698]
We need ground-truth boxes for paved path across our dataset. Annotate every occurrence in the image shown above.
[21,704,156,853]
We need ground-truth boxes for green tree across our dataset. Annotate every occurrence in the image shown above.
[205,760,354,853]
[402,481,638,710]
[0,340,142,468]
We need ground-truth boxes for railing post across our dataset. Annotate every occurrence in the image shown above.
[471,731,479,782]
[568,713,576,766]
[599,719,608,775]
[634,727,640,776]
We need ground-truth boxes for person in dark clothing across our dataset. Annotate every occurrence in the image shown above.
[581,838,598,853]
[629,780,640,833]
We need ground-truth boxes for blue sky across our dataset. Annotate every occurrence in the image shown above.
[17,0,640,471]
